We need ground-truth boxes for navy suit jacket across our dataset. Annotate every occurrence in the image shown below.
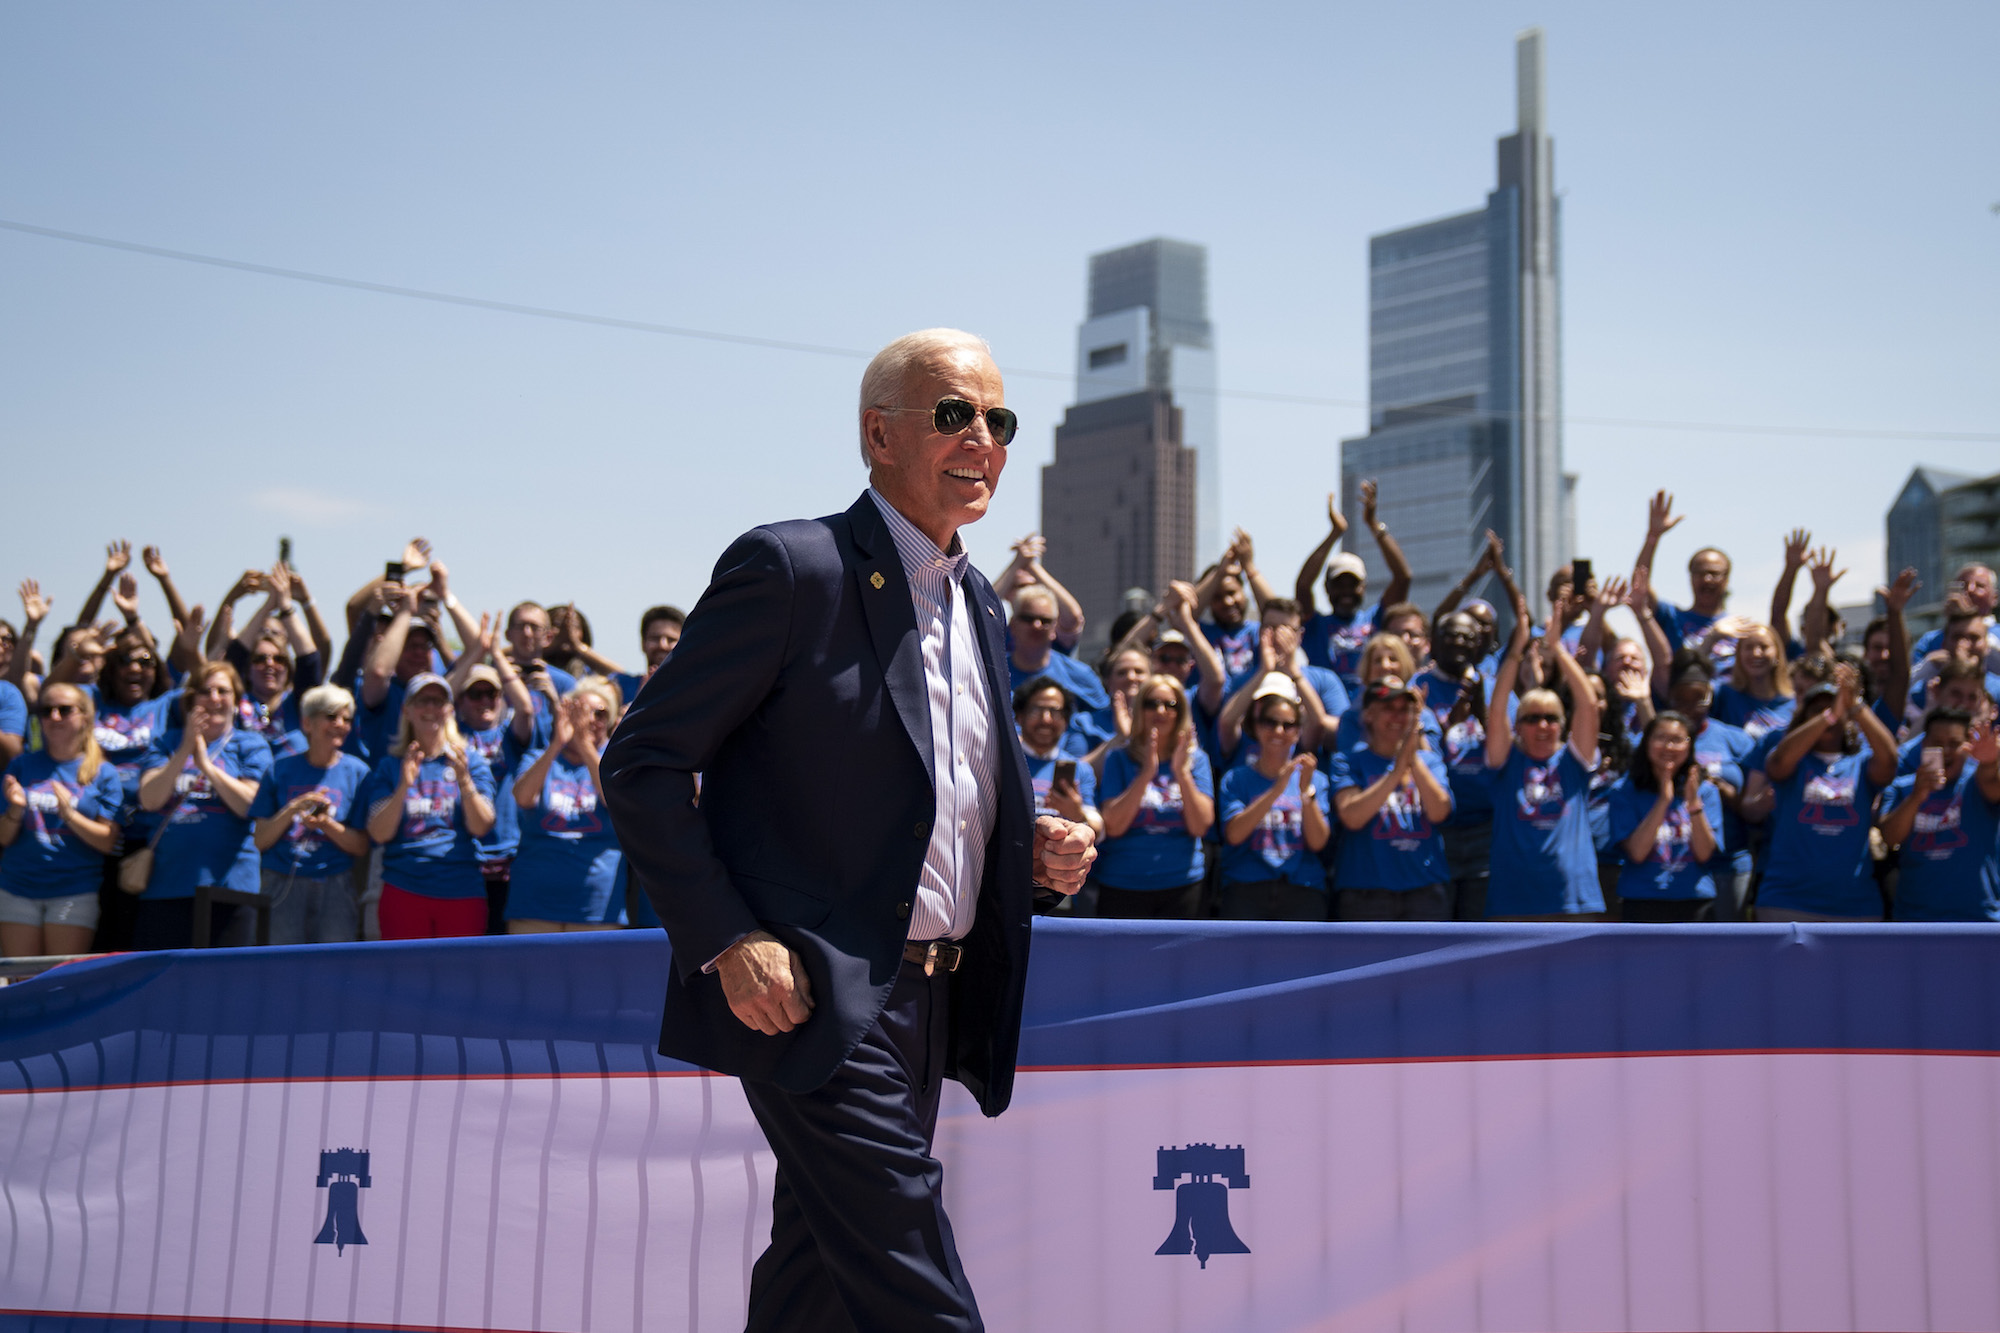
[601,492,1041,1116]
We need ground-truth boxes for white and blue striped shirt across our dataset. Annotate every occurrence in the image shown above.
[868,489,999,942]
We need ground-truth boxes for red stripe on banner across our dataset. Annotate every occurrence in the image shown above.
[5,1047,2000,1096]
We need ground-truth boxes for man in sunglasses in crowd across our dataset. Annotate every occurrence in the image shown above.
[605,327,1096,1332]
[1007,583,1108,711]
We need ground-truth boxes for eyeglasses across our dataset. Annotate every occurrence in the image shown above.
[122,654,157,668]
[1013,614,1056,629]
[463,687,500,702]
[1518,713,1564,726]
[1020,703,1067,718]
[250,654,286,667]
[37,703,81,720]
[1258,716,1301,731]
[875,397,1019,446]
[1143,698,1180,712]
[584,709,611,723]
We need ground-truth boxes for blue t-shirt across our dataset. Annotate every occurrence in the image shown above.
[1712,685,1795,742]
[365,751,497,900]
[0,681,27,743]
[1658,602,1733,679]
[1607,775,1725,901]
[1693,720,1756,875]
[462,719,526,861]
[1758,747,1886,918]
[249,750,373,878]
[1302,603,1380,695]
[1219,764,1330,889]
[1327,744,1451,889]
[1198,621,1262,700]
[507,750,624,924]
[613,670,645,706]
[1300,666,1353,724]
[0,752,123,898]
[1482,747,1603,916]
[1026,750,1098,822]
[237,690,303,749]
[1884,767,2000,922]
[90,692,174,824]
[1063,705,1117,758]
[348,676,404,767]
[1912,623,2000,663]
[141,729,275,899]
[1416,671,1516,825]
[1095,747,1213,891]
[1008,649,1108,712]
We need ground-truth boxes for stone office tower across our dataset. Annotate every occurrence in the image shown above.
[1340,29,1573,620]
[1041,239,1206,659]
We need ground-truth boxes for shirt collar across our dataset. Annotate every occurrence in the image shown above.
[868,487,969,581]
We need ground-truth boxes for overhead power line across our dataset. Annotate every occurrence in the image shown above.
[3,217,1996,446]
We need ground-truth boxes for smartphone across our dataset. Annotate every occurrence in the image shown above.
[1571,557,1593,589]
[1922,746,1945,776]
[1052,759,1078,787]
[384,561,405,585]
[278,536,292,569]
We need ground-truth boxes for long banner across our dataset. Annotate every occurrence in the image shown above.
[4,922,1999,1333]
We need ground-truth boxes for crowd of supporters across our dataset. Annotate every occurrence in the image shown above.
[1,483,1996,957]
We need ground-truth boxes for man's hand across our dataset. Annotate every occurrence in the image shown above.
[1881,568,1920,614]
[1325,492,1347,538]
[717,929,815,1035]
[105,540,133,576]
[1647,490,1682,542]
[1032,814,1096,896]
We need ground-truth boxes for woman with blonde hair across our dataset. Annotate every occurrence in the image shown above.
[0,682,123,956]
[1330,631,1441,755]
[364,672,497,939]
[1092,673,1215,919]
[136,661,274,949]
[1712,622,1794,740]
[506,677,626,932]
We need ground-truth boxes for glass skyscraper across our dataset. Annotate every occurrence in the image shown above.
[1342,29,1572,618]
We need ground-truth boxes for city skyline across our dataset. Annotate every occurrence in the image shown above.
[1,4,1993,652]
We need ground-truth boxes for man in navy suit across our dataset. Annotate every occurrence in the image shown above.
[602,328,1096,1332]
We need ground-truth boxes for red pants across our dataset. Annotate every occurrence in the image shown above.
[379,883,489,940]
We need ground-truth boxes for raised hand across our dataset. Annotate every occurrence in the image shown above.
[1831,662,1861,719]
[1781,528,1811,569]
[2,774,24,810]
[1360,479,1379,526]
[1614,659,1650,703]
[1110,687,1133,741]
[1880,568,1920,614]
[402,538,433,573]
[1294,752,1318,786]
[1271,621,1301,673]
[1231,527,1257,567]
[1807,547,1846,594]
[18,579,48,625]
[1595,575,1629,614]
[551,696,579,752]
[266,561,293,608]
[474,611,497,660]
[105,540,133,575]
[1326,492,1347,535]
[1681,764,1706,807]
[1647,490,1682,541]
[112,572,141,620]
[142,546,171,578]
[176,604,208,651]
[1971,725,2000,769]
[426,559,450,604]
[399,744,425,790]
[49,782,76,817]
[1626,563,1652,611]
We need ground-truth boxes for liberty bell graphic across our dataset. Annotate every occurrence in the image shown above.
[314,1148,371,1254]
[1154,1143,1250,1268]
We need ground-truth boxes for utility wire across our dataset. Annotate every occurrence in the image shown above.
[4,217,1996,446]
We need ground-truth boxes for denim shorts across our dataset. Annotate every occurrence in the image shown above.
[0,885,101,929]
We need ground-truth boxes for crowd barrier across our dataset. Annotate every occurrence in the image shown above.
[3,920,1999,1333]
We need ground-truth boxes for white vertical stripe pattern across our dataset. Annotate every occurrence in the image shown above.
[867,489,998,942]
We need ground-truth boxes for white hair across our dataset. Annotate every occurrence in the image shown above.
[301,683,355,722]
[856,328,993,466]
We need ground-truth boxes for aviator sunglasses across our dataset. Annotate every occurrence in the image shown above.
[876,397,1019,446]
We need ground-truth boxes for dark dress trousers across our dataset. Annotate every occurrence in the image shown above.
[602,492,1042,1330]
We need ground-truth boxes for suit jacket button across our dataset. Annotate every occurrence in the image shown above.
[913,821,928,838]
[895,902,910,920]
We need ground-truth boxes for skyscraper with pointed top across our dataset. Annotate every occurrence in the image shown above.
[1341,28,1572,617]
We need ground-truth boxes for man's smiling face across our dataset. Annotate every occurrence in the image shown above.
[862,345,1007,549]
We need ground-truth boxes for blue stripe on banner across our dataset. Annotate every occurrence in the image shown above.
[2,922,1999,1093]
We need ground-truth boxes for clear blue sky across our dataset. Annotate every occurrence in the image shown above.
[3,1,1995,661]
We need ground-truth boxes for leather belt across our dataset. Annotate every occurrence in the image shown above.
[903,939,963,976]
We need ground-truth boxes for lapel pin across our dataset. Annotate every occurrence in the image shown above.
[870,572,885,590]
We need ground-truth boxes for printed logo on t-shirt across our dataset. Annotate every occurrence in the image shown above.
[1373,781,1432,851]
[1799,767,1859,833]
[1132,771,1187,835]
[1514,761,1566,830]
[541,774,602,834]
[1326,620,1371,680]
[1651,804,1693,870]
[22,781,76,850]
[1250,785,1304,866]
[1441,717,1485,776]
[401,776,460,838]
[1909,793,1969,861]
[171,766,220,823]
[280,783,342,860]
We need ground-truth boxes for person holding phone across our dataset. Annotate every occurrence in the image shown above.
[1877,707,2000,921]
[250,684,373,944]
[1012,677,1103,841]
